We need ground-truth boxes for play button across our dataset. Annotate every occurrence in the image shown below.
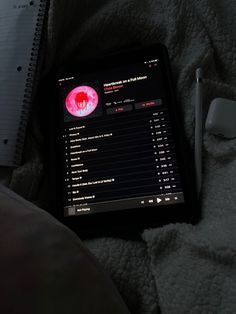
[156,198,162,203]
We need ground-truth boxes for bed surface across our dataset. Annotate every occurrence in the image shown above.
[4,0,236,313]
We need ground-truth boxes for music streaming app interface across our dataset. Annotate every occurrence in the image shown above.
[58,58,185,217]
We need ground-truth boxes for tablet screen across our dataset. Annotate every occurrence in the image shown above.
[58,55,185,217]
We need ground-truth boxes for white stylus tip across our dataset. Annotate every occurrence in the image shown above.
[196,68,203,82]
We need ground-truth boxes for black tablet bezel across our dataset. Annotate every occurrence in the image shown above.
[54,43,199,237]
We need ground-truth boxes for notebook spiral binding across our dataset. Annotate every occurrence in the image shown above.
[14,0,48,165]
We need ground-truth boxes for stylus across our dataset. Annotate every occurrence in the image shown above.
[195,68,203,198]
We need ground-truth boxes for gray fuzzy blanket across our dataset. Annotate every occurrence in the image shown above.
[7,0,236,313]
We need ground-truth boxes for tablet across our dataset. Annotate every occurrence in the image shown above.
[54,44,198,236]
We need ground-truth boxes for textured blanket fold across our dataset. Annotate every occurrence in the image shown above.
[7,0,236,313]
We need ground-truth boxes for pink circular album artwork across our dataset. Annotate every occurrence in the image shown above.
[65,86,99,117]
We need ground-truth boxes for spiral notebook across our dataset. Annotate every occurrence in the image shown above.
[0,0,48,167]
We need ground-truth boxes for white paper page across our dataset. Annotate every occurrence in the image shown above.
[0,1,41,167]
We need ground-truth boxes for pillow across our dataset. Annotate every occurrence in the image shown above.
[0,184,130,314]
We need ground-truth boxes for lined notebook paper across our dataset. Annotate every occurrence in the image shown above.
[0,0,48,167]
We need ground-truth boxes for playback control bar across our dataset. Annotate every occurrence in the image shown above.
[64,192,184,216]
